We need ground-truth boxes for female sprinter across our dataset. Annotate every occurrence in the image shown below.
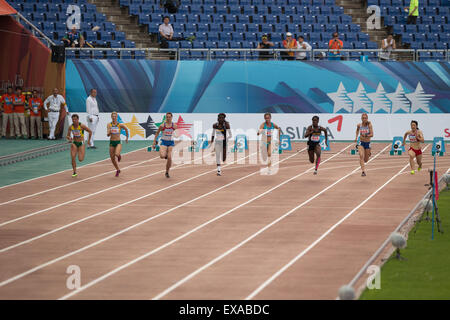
[66,114,92,177]
[355,113,374,177]
[403,120,424,175]
[152,112,178,178]
[210,113,231,176]
[304,116,327,175]
[257,112,281,174]
[107,111,129,177]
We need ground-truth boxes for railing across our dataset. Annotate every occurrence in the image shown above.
[65,48,450,62]
[14,12,56,48]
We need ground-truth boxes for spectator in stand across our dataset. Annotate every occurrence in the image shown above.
[160,0,181,14]
[29,90,43,139]
[380,34,397,60]
[62,25,85,48]
[159,16,195,49]
[257,34,275,60]
[281,32,297,60]
[44,88,69,140]
[12,87,28,139]
[1,86,14,138]
[296,35,312,61]
[328,32,343,60]
[405,0,419,25]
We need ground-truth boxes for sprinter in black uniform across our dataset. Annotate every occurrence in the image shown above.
[210,113,231,176]
[304,116,327,175]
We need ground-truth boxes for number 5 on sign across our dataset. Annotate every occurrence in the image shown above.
[279,135,292,151]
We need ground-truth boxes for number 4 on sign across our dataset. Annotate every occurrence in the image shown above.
[320,135,330,151]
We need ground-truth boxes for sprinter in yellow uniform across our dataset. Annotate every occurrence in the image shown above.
[107,111,129,177]
[66,114,92,177]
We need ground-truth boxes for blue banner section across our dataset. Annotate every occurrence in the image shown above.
[66,60,450,114]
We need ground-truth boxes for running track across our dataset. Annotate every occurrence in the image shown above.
[0,142,448,299]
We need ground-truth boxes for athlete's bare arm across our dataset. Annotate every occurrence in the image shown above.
[119,123,129,143]
[367,122,374,138]
[355,124,360,142]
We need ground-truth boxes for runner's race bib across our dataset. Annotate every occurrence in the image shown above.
[311,135,320,142]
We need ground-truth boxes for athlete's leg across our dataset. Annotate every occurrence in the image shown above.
[308,148,315,164]
[70,144,78,175]
[408,149,416,172]
[364,147,371,163]
[314,144,322,171]
[358,145,366,174]
[110,145,119,171]
[416,153,423,171]
[115,143,122,157]
[166,146,173,174]
[160,145,168,159]
[78,143,86,162]
[267,142,272,168]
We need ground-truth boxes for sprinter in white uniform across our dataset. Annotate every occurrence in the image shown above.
[210,113,231,176]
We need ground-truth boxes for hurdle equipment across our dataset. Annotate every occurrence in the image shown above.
[0,142,71,167]
[431,137,445,156]
[389,136,405,156]
[188,134,209,152]
[148,133,162,152]
[147,145,160,152]
[231,134,248,153]
[350,138,360,155]
[320,135,330,151]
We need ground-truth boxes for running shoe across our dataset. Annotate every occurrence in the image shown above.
[117,154,121,162]
[361,172,366,177]
[313,170,318,175]
[165,172,170,178]
[410,170,415,175]
[217,169,222,176]
[115,170,121,177]
[72,172,77,177]
[418,166,422,172]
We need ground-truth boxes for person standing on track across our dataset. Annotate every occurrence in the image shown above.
[355,113,374,177]
[12,87,28,139]
[403,120,424,175]
[107,111,129,177]
[152,112,178,178]
[210,113,231,176]
[1,86,15,138]
[86,89,99,149]
[305,116,327,175]
[29,90,43,139]
[66,114,92,177]
[257,112,281,174]
[44,88,69,140]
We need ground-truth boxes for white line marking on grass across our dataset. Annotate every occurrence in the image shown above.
[0,146,148,191]
[245,145,429,300]
[151,144,388,300]
[0,150,269,287]
[55,144,348,300]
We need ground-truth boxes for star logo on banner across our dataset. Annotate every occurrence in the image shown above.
[124,114,145,138]
[175,115,193,138]
[155,115,166,128]
[139,115,159,138]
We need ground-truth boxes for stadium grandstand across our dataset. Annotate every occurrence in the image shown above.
[4,0,449,61]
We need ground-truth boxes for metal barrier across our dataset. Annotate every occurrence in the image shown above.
[66,47,450,62]
[0,142,71,167]
[14,12,55,48]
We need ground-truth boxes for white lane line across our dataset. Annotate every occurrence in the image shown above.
[0,155,160,206]
[0,150,267,287]
[0,156,196,228]
[58,144,350,300]
[0,146,148,191]
[0,150,223,250]
[245,144,430,300]
[152,144,389,300]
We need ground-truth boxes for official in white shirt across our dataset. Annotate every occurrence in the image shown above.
[296,36,312,61]
[86,89,99,149]
[43,88,69,140]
